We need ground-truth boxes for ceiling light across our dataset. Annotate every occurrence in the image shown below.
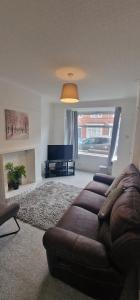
[60,73,79,103]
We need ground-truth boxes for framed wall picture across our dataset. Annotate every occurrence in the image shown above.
[5,109,29,140]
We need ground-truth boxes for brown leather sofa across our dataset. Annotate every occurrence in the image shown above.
[43,164,140,300]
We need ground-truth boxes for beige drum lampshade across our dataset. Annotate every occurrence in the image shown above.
[60,83,79,103]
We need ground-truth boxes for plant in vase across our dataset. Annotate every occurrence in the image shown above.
[5,162,26,190]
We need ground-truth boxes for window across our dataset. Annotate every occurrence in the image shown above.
[89,114,103,118]
[86,127,102,138]
[78,111,114,156]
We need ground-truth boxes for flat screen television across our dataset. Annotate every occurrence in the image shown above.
[48,145,73,161]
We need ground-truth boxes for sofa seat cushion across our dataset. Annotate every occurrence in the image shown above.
[57,205,99,240]
[85,181,109,196]
[73,190,106,214]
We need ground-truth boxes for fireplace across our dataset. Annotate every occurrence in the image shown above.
[0,147,40,202]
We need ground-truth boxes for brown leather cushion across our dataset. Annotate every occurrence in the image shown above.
[73,190,106,214]
[85,181,109,196]
[57,205,99,240]
[105,163,139,196]
[110,187,140,241]
[119,172,140,191]
[98,186,124,220]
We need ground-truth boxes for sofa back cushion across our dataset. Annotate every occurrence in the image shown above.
[98,164,140,256]
[110,187,140,242]
[118,170,140,191]
[105,164,139,196]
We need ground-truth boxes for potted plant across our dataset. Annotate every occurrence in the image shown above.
[5,162,26,190]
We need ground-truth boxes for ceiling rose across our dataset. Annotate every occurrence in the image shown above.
[56,67,86,81]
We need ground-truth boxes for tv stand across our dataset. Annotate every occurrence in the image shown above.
[45,160,75,178]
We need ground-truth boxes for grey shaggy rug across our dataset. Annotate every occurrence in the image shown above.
[8,181,81,231]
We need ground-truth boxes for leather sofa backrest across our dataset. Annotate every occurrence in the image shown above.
[110,187,140,241]
[108,166,140,271]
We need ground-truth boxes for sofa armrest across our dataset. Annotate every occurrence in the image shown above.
[93,173,115,185]
[43,227,110,269]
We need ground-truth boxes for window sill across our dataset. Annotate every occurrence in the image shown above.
[78,151,108,158]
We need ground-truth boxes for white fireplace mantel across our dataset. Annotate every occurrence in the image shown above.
[0,145,37,155]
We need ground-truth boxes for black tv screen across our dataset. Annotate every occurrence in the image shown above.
[48,145,73,161]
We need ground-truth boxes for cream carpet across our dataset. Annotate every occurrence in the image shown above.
[0,219,93,300]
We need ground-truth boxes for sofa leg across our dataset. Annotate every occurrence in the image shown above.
[0,217,20,238]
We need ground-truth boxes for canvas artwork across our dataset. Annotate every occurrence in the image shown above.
[5,109,29,140]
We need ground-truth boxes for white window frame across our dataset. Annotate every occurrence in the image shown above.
[78,111,114,157]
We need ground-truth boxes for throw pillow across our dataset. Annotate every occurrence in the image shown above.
[98,186,124,220]
[105,163,138,196]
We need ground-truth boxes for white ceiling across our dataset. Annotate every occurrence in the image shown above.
[0,0,140,102]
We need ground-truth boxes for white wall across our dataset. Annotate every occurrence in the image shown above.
[112,98,137,175]
[41,98,53,175]
[76,154,108,172]
[50,98,136,174]
[131,85,140,170]
[49,103,65,145]
[0,80,42,181]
